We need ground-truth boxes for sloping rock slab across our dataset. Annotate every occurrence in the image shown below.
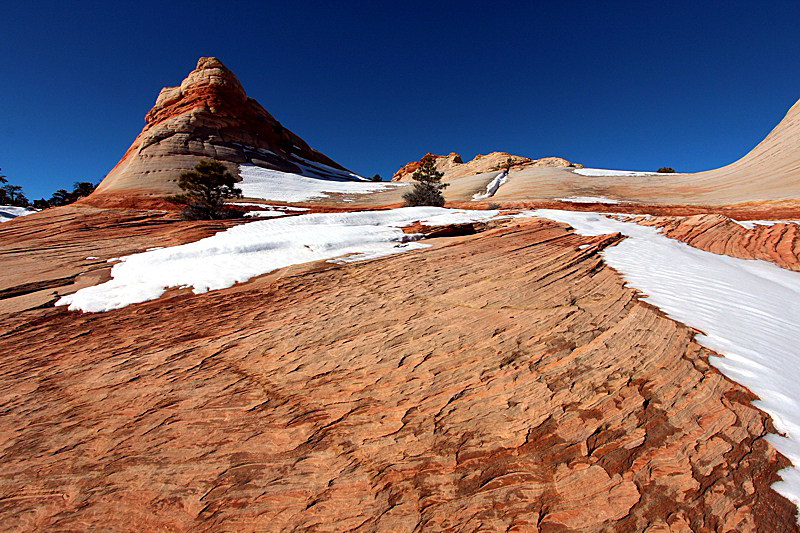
[0,217,796,531]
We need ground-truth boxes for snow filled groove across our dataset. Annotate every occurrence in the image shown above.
[533,208,800,515]
[471,171,507,201]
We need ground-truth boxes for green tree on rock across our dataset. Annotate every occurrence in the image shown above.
[166,160,244,220]
[403,155,449,207]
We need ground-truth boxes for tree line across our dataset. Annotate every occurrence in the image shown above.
[0,169,97,209]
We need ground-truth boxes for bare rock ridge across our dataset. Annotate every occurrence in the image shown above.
[392,152,579,182]
[90,57,349,204]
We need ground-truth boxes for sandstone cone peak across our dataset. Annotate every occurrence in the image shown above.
[90,57,349,205]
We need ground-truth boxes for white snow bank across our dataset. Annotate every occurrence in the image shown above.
[573,168,668,177]
[232,144,366,181]
[229,202,310,211]
[56,207,504,313]
[472,172,507,201]
[533,209,800,513]
[239,164,404,203]
[291,155,366,181]
[0,206,36,222]
[559,196,620,204]
[733,220,800,230]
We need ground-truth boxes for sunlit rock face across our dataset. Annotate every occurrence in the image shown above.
[90,57,350,205]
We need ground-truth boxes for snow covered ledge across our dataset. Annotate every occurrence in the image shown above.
[532,209,800,517]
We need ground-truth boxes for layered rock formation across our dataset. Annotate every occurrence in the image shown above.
[392,152,578,182]
[90,58,350,203]
[633,214,800,271]
[0,208,797,531]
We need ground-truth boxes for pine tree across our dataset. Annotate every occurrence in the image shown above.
[403,155,449,207]
[166,160,243,219]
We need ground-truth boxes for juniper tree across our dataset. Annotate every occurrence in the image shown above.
[166,160,243,219]
[49,189,70,206]
[403,155,449,207]
[2,185,27,207]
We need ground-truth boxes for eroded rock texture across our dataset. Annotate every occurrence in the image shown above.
[91,57,349,203]
[0,211,796,532]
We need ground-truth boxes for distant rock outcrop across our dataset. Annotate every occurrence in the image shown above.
[89,57,350,204]
[392,152,579,182]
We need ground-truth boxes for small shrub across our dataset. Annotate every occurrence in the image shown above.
[403,154,448,207]
[657,167,675,173]
[372,173,382,182]
[403,182,446,207]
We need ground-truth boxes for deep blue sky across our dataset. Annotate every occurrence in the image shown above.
[2,0,800,200]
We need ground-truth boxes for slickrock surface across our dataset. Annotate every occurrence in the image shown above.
[475,97,800,207]
[383,97,800,207]
[0,210,797,532]
[690,98,800,202]
[90,57,350,204]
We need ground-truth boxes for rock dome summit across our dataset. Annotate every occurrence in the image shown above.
[90,57,353,205]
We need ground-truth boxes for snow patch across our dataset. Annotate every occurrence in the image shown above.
[229,202,310,211]
[244,210,289,218]
[573,168,668,177]
[733,220,800,230]
[291,155,367,181]
[559,196,620,204]
[532,209,800,513]
[0,206,36,222]
[239,164,405,203]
